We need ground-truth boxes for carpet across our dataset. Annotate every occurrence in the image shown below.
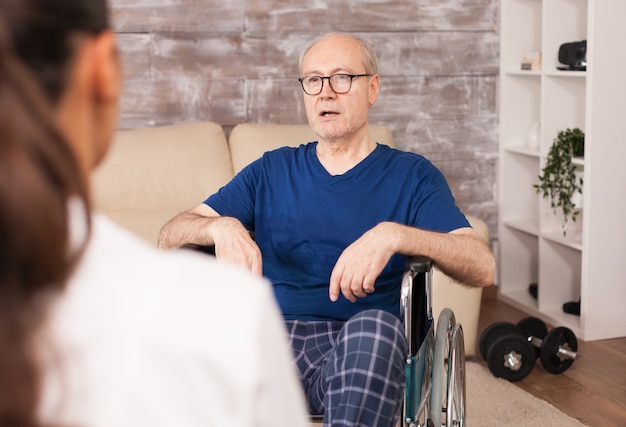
[466,361,586,426]
[311,361,587,426]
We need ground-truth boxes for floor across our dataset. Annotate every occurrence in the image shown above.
[473,293,626,427]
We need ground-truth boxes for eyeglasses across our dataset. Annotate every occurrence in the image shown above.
[298,73,371,96]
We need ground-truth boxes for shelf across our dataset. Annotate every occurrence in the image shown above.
[541,307,582,335]
[499,289,539,313]
[500,0,542,73]
[500,0,626,341]
[533,154,584,166]
[498,292,582,337]
[541,229,583,251]
[506,70,587,78]
[543,70,587,78]
[504,145,541,158]
[499,153,540,221]
[503,217,540,236]
[542,76,586,136]
[505,69,541,77]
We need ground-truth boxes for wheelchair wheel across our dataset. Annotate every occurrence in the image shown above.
[446,324,465,426]
[429,308,466,427]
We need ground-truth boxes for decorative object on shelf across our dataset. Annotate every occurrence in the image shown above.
[525,122,540,151]
[521,51,542,71]
[557,40,587,71]
[534,128,585,235]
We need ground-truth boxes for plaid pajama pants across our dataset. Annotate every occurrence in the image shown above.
[286,309,408,427]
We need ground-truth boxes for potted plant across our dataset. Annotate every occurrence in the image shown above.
[534,127,585,235]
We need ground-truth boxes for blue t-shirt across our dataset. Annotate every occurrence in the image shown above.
[206,142,469,321]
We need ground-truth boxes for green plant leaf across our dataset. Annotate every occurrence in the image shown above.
[533,128,584,235]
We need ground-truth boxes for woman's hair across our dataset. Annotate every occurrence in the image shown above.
[2,0,109,104]
[0,0,109,424]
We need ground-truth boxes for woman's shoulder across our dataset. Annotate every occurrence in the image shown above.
[71,214,274,313]
[41,214,288,425]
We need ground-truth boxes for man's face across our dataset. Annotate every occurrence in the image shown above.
[300,35,379,142]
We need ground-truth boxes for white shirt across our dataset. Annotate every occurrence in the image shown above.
[38,212,309,427]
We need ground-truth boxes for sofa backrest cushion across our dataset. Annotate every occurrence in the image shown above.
[228,123,395,174]
[91,121,232,244]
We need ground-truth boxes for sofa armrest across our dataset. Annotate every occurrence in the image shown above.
[91,121,232,245]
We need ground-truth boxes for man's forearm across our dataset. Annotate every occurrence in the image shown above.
[384,222,495,288]
[157,211,219,249]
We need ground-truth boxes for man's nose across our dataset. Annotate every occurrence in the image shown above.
[319,79,337,98]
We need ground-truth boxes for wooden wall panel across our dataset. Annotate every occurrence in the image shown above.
[119,78,246,128]
[110,0,500,240]
[117,33,151,81]
[245,0,497,32]
[149,33,305,78]
[374,32,499,76]
[111,0,244,32]
[246,79,308,124]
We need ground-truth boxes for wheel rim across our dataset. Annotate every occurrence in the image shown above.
[446,324,465,427]
[429,308,457,426]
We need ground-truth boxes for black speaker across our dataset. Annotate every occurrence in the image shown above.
[558,40,587,71]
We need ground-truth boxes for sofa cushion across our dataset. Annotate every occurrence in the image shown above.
[91,121,232,244]
[228,123,395,174]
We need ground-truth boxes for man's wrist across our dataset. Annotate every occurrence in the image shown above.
[208,216,244,243]
[374,221,403,254]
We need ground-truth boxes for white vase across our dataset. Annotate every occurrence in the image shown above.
[526,122,540,151]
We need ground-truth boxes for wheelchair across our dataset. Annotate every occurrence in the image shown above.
[182,245,466,426]
[400,256,465,427]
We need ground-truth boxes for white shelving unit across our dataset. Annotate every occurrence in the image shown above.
[498,0,626,341]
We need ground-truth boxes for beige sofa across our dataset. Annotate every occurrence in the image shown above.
[91,121,487,356]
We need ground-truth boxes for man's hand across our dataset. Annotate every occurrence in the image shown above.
[212,217,263,276]
[158,204,264,276]
[328,223,397,302]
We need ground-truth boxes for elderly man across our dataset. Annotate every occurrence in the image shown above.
[159,32,494,427]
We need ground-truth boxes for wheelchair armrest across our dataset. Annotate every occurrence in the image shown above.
[402,255,434,356]
[406,255,433,274]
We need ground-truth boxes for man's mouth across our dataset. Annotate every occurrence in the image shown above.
[320,110,339,117]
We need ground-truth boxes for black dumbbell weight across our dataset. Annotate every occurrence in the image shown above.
[479,321,522,361]
[479,322,536,381]
[540,326,578,373]
[516,316,548,359]
[486,333,536,381]
[516,317,578,374]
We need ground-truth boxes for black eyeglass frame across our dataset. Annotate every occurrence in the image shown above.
[298,73,372,95]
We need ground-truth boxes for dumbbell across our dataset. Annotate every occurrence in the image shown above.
[480,318,579,381]
[479,321,536,381]
[516,316,578,374]
[516,316,547,360]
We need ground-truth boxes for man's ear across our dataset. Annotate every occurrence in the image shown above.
[368,74,380,105]
[91,31,121,103]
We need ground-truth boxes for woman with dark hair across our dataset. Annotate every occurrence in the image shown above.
[0,1,309,426]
